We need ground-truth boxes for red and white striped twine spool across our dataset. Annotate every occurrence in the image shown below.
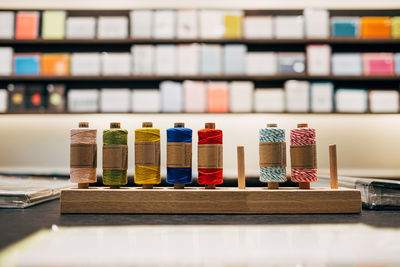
[290,127,317,182]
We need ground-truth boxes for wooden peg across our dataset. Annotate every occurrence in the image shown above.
[330,144,338,189]
[268,182,279,189]
[142,184,153,189]
[110,185,120,189]
[205,184,216,189]
[299,182,310,189]
[78,183,89,189]
[174,184,185,189]
[237,146,245,189]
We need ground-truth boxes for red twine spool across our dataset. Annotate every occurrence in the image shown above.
[290,126,317,182]
[198,128,223,185]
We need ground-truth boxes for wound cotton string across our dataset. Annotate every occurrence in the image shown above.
[198,122,223,189]
[135,122,161,189]
[290,123,317,189]
[259,123,286,189]
[167,122,192,189]
[103,122,128,188]
[70,122,97,189]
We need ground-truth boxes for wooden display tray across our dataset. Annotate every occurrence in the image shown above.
[60,187,361,214]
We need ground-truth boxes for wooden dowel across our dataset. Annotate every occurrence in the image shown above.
[174,184,185,189]
[205,184,216,189]
[330,144,338,189]
[299,182,310,189]
[110,185,120,189]
[237,146,245,189]
[78,183,89,189]
[268,182,279,189]
[142,184,153,189]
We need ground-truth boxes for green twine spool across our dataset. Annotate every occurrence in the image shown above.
[103,126,128,186]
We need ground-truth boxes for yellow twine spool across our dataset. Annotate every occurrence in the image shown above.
[134,126,161,185]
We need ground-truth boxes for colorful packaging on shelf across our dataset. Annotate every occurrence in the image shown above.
[392,17,400,38]
[224,11,243,38]
[42,11,66,40]
[70,53,101,76]
[207,82,229,113]
[285,80,310,113]
[332,53,362,76]
[304,8,329,39]
[15,11,39,39]
[131,45,154,75]
[130,10,152,38]
[0,47,13,75]
[369,90,399,113]
[177,10,198,39]
[14,53,40,75]
[160,81,183,112]
[199,10,224,39]
[97,16,128,39]
[183,80,207,113]
[331,17,359,37]
[395,53,400,75]
[223,44,246,75]
[243,16,273,39]
[177,44,200,75]
[335,89,367,113]
[46,84,65,112]
[362,53,394,76]
[278,52,305,74]
[8,84,26,112]
[253,88,285,113]
[67,89,99,112]
[200,44,222,75]
[131,89,160,113]
[153,10,176,39]
[101,53,131,76]
[360,17,391,38]
[0,89,7,113]
[246,52,277,75]
[66,17,96,39]
[100,88,131,112]
[275,16,304,39]
[0,11,15,39]
[311,82,333,113]
[27,85,45,111]
[155,45,177,75]
[41,53,70,76]
[306,44,331,76]
[229,81,253,113]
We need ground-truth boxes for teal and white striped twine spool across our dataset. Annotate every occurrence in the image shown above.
[259,124,287,183]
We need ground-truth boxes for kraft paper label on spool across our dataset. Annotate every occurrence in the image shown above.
[70,144,97,168]
[259,142,286,167]
[290,144,317,169]
[198,144,223,169]
[135,141,160,166]
[103,145,128,170]
[167,142,192,168]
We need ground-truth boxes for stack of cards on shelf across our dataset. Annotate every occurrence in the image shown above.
[200,44,222,75]
[306,44,331,75]
[331,17,359,37]
[177,44,199,75]
[41,53,70,76]
[243,16,273,39]
[199,10,224,39]
[131,89,160,113]
[253,88,285,112]
[14,54,40,75]
[66,17,96,39]
[153,10,175,39]
[155,45,176,75]
[100,88,131,112]
[71,53,101,75]
[15,11,39,39]
[207,82,229,113]
[275,16,304,39]
[68,89,99,112]
[246,52,277,75]
[97,16,128,39]
[47,84,66,112]
[335,89,367,113]
[332,53,362,76]
[395,53,400,75]
[285,80,310,112]
[177,10,197,39]
[131,45,154,75]
[0,89,7,113]
[101,53,131,75]
[304,8,329,38]
[362,53,394,76]
[130,10,152,38]
[160,81,183,112]
[360,17,391,38]
[0,47,13,75]
[278,53,305,74]
[224,11,243,38]
[0,11,15,39]
[229,81,253,113]
[42,11,66,39]
[311,82,333,113]
[26,85,45,111]
[183,80,207,113]
[224,45,246,74]
[369,90,399,113]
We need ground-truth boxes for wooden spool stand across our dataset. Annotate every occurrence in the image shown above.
[60,144,361,214]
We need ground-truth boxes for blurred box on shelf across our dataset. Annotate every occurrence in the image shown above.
[131,45,154,75]
[14,53,40,75]
[8,84,26,112]
[68,89,99,112]
[246,52,277,75]
[335,89,367,113]
[243,16,273,39]
[395,53,400,75]
[15,11,39,39]
[332,53,362,76]
[275,16,304,39]
[224,11,243,38]
[70,53,101,76]
[160,81,183,112]
[41,53,70,76]
[183,80,207,113]
[207,82,229,113]
[369,90,399,113]
[278,52,305,74]
[47,84,65,112]
[362,53,394,76]
[66,17,96,39]
[285,80,310,113]
[26,85,45,111]
[131,89,160,113]
[155,45,176,75]
[0,89,7,113]
[224,44,246,75]
[100,88,131,112]
[0,47,13,75]
[331,17,359,37]
[177,10,198,39]
[130,10,152,39]
[153,10,175,39]
[177,44,199,75]
[200,44,222,75]
[42,11,66,40]
[97,16,128,39]
[229,81,253,113]
[392,17,400,38]
[360,17,391,38]
[0,11,14,39]
[101,53,131,76]
[304,8,329,39]
[311,82,333,113]
[199,10,224,39]
[306,44,331,76]
[253,88,284,113]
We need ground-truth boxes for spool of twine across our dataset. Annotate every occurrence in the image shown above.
[198,123,223,187]
[70,122,97,187]
[290,123,317,186]
[166,122,192,187]
[103,123,128,187]
[259,124,286,185]
[134,122,161,186]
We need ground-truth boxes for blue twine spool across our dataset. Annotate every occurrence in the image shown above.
[259,126,287,183]
[167,126,192,184]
